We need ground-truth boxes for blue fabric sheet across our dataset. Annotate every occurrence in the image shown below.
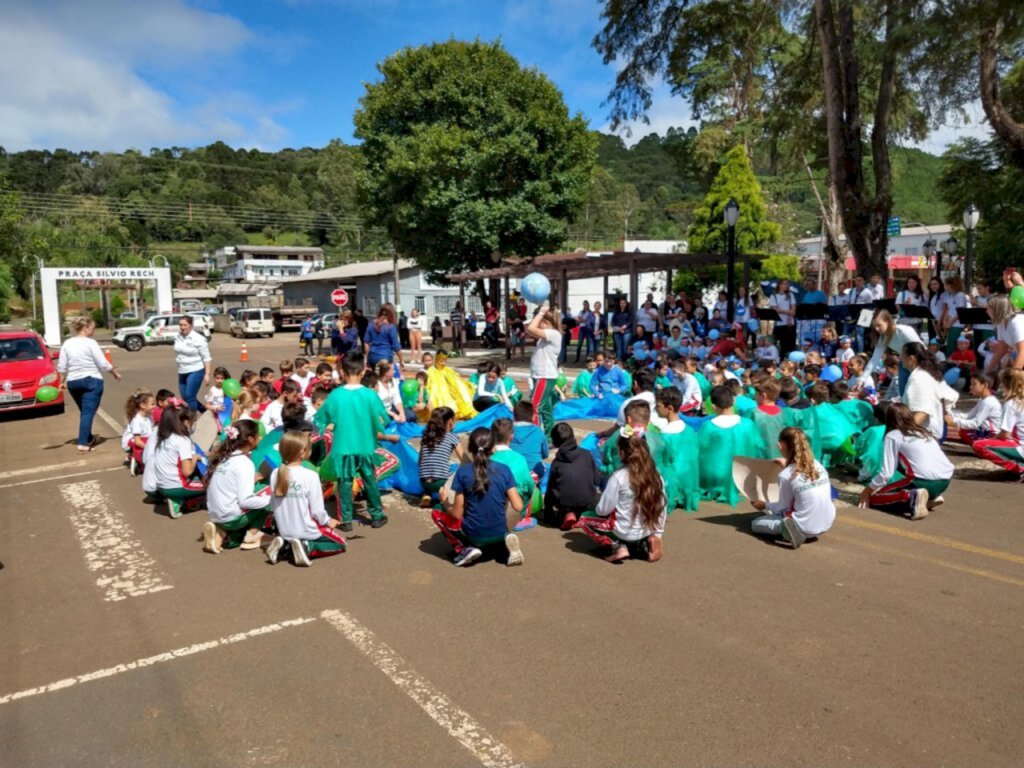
[394,404,514,439]
[553,395,625,421]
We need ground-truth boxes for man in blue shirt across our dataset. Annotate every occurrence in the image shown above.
[590,355,628,398]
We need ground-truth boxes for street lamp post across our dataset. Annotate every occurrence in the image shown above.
[922,238,937,280]
[939,237,959,281]
[962,203,980,290]
[724,198,740,323]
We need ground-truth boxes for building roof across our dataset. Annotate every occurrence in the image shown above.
[232,245,324,257]
[173,288,218,300]
[217,282,282,297]
[281,258,417,284]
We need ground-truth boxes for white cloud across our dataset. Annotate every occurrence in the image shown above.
[598,82,697,145]
[0,1,290,152]
[906,100,992,156]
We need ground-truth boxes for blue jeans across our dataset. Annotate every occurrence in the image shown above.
[613,331,630,360]
[575,327,596,360]
[66,377,104,447]
[179,369,205,412]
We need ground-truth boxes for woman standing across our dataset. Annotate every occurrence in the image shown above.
[574,300,596,362]
[332,311,359,358]
[985,295,1024,373]
[363,302,403,369]
[592,300,605,354]
[526,301,563,440]
[58,316,122,453]
[939,276,968,354]
[407,308,426,361]
[926,276,944,340]
[172,316,211,412]
[769,279,797,356]
[610,297,633,361]
[866,309,923,398]
[896,276,926,331]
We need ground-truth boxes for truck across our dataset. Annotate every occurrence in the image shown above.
[247,295,316,332]
[112,314,212,352]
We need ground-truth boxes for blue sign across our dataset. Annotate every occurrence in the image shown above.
[886,216,901,237]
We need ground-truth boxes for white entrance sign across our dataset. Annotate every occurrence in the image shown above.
[41,266,173,346]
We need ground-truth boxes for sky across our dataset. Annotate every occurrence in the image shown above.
[0,0,993,155]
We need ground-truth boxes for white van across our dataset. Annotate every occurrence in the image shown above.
[230,308,275,338]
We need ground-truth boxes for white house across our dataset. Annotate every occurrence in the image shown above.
[214,245,325,282]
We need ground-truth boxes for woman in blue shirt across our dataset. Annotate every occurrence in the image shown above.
[331,311,360,357]
[363,303,403,368]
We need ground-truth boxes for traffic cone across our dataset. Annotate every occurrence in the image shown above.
[239,342,249,362]
[103,347,114,366]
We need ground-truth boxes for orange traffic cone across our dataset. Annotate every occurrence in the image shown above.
[103,347,114,366]
[239,342,249,362]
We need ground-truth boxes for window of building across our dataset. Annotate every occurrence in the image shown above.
[414,296,425,314]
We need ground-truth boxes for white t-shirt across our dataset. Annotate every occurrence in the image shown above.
[270,464,331,540]
[291,372,315,393]
[766,462,836,536]
[951,395,1002,434]
[996,314,1024,351]
[769,292,795,326]
[870,430,954,488]
[260,400,285,431]
[205,385,225,412]
[895,290,922,307]
[870,283,885,301]
[530,328,562,380]
[903,367,945,441]
[174,332,211,375]
[616,391,658,427]
[1000,400,1024,450]
[376,380,403,413]
[595,467,667,542]
[141,433,195,493]
[121,412,155,451]
[407,315,426,332]
[206,452,268,524]
[57,336,112,382]
[940,291,967,321]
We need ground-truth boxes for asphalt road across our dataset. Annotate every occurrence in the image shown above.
[1,334,1023,767]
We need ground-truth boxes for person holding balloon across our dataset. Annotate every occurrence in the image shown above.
[57,315,122,453]
[520,273,562,440]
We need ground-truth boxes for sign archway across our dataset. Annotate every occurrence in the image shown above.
[41,267,173,346]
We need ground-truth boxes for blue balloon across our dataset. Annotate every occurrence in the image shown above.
[708,329,720,340]
[821,364,844,383]
[943,368,961,387]
[747,319,759,331]
[788,350,805,364]
[520,272,551,304]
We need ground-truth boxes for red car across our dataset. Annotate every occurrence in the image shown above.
[0,329,65,414]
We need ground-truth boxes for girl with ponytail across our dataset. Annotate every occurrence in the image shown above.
[121,390,156,476]
[749,427,835,548]
[265,430,345,567]
[577,425,667,563]
[430,426,525,568]
[201,420,270,553]
[141,400,205,518]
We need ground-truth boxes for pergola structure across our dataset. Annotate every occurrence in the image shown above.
[448,249,756,359]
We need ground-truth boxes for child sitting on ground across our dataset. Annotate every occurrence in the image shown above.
[240,369,258,390]
[755,379,782,416]
[670,359,702,414]
[265,430,346,566]
[945,371,1001,446]
[307,362,334,397]
[251,381,273,420]
[473,362,514,412]
[141,401,205,518]
[511,400,550,477]
[490,418,538,528]
[430,427,525,567]
[654,386,700,512]
[202,420,271,554]
[291,357,315,394]
[572,357,597,398]
[232,389,259,423]
[261,379,302,432]
[749,427,835,548]
[151,388,175,426]
[543,422,600,530]
[697,385,763,506]
[417,406,464,508]
[123,390,156,475]
[375,360,406,423]
[859,402,954,519]
[970,368,1024,479]
[576,424,666,563]
[274,359,295,394]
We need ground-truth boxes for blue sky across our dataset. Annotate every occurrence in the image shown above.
[0,0,990,154]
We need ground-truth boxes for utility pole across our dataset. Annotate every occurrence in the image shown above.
[392,250,401,310]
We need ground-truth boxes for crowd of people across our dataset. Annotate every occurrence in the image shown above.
[55,268,1024,570]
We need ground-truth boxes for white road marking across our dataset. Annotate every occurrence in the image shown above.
[95,406,124,436]
[0,616,317,706]
[0,460,88,479]
[321,609,526,768]
[0,466,122,490]
[59,480,173,602]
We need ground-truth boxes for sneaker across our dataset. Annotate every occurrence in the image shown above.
[340,522,354,532]
[167,498,183,519]
[265,536,285,564]
[559,512,578,531]
[781,517,807,549]
[371,515,389,529]
[514,516,538,532]
[129,457,139,477]
[419,495,432,509]
[504,533,524,567]
[926,494,945,511]
[201,521,221,554]
[453,546,483,567]
[239,529,263,550]
[289,539,312,567]
[909,489,930,520]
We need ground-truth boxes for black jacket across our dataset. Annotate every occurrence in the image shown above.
[544,439,600,511]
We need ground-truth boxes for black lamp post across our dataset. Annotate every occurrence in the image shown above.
[962,203,980,290]
[923,238,937,281]
[724,198,740,322]
[940,237,958,280]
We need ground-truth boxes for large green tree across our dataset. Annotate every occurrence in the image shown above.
[353,40,596,284]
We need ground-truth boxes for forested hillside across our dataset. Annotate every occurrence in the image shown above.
[0,133,946,306]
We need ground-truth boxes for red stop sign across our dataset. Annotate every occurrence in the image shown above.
[331,288,349,307]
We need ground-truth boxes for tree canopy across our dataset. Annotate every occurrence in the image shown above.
[353,40,595,279]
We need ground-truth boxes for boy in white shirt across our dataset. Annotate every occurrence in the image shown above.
[261,379,303,432]
[945,371,1001,445]
[290,357,316,394]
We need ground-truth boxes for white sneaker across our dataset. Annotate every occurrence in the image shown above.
[265,536,285,564]
[782,517,807,549]
[238,528,263,550]
[129,456,139,477]
[202,521,221,554]
[504,533,524,567]
[909,489,930,520]
[289,539,312,567]
[926,494,944,511]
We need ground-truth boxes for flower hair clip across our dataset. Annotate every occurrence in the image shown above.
[621,424,646,440]
[224,425,239,440]
[167,396,183,409]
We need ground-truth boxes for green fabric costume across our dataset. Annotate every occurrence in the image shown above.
[697,417,764,506]
[657,424,701,512]
[572,370,594,398]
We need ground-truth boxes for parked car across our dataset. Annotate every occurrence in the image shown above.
[118,311,139,320]
[0,329,64,414]
[112,314,212,352]
[230,308,275,338]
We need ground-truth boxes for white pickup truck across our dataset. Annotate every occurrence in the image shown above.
[112,314,212,352]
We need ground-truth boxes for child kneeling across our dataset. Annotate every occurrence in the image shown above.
[201,421,272,553]
[749,427,835,548]
[265,431,346,567]
[430,427,525,567]
[576,426,666,563]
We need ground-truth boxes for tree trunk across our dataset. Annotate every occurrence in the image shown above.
[979,18,1024,167]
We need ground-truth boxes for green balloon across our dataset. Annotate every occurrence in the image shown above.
[1011,285,1024,310]
[400,378,419,407]
[257,420,266,439]
[556,373,567,388]
[36,385,59,403]
[222,378,242,399]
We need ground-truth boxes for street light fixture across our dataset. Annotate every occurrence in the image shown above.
[938,237,958,280]
[922,238,936,280]
[962,203,980,290]
[723,198,740,322]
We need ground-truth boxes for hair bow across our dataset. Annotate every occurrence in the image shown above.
[621,424,646,440]
[224,425,239,440]
[167,396,183,409]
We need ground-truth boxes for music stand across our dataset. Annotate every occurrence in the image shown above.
[956,308,990,326]
[795,304,828,321]
[827,305,851,323]
[873,298,897,313]
[900,305,932,320]
[758,308,781,322]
